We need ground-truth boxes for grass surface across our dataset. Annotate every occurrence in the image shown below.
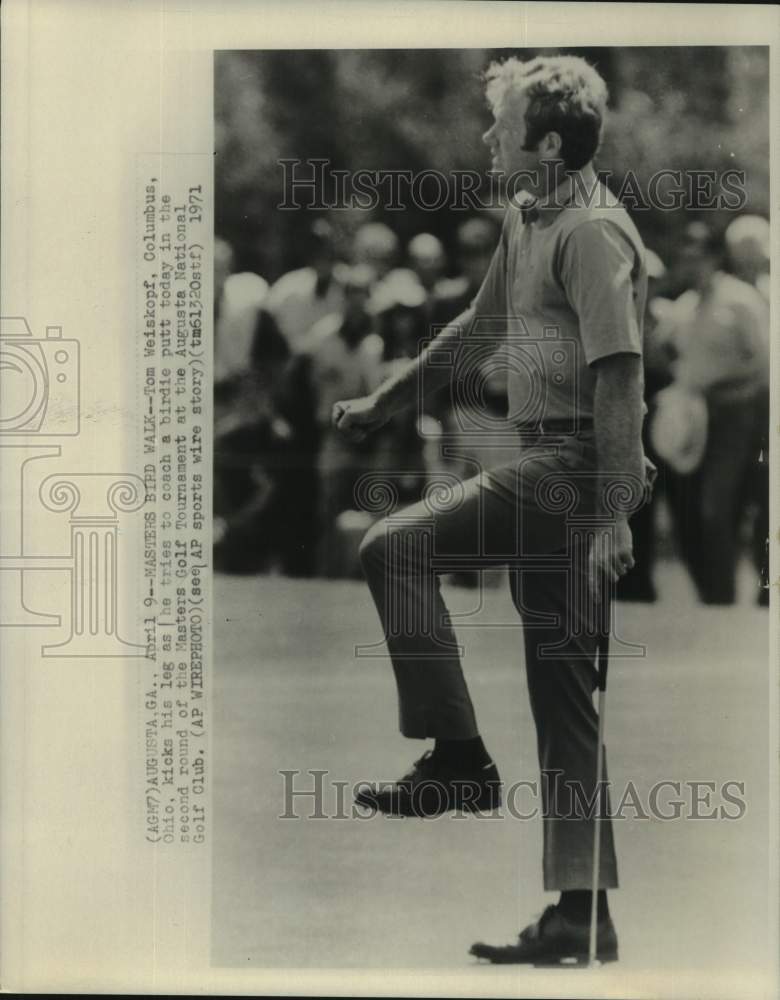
[212,559,772,989]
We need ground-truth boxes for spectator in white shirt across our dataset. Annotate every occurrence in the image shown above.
[266,219,346,354]
[660,221,769,604]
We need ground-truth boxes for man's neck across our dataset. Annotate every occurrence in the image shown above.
[538,162,597,211]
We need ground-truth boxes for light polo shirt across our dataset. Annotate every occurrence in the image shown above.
[666,271,769,404]
[471,181,647,427]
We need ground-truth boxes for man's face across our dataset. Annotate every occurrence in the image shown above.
[482,90,540,189]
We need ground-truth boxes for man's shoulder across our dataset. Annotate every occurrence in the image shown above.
[568,184,639,231]
[559,190,646,265]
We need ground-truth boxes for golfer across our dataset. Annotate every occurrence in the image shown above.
[333,55,649,965]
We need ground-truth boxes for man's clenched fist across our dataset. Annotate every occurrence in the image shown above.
[588,517,635,604]
[332,393,388,444]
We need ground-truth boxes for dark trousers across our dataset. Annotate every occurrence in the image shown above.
[359,433,617,890]
[666,397,757,605]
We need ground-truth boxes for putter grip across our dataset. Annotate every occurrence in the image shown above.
[596,598,611,691]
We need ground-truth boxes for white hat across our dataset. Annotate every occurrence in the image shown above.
[724,215,769,257]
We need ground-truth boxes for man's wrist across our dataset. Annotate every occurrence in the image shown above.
[375,355,420,418]
[372,384,396,421]
[595,474,643,520]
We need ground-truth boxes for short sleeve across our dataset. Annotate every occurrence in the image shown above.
[560,220,643,366]
[470,211,510,322]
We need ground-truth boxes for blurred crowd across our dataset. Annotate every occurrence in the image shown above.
[213,211,770,606]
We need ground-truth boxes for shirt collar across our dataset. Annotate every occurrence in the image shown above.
[518,163,598,227]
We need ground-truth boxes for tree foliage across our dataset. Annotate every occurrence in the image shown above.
[215,47,769,280]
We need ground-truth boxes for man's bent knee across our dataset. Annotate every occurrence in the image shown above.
[359,519,387,570]
[359,516,434,577]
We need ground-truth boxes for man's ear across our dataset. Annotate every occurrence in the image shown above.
[543,131,563,158]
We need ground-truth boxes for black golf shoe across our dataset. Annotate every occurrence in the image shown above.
[354,750,501,817]
[470,904,618,965]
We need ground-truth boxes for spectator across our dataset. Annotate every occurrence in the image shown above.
[372,271,431,508]
[213,308,293,574]
[266,218,345,354]
[276,346,321,577]
[264,219,346,574]
[434,216,499,317]
[301,265,384,575]
[408,232,447,292]
[214,237,285,573]
[214,237,269,392]
[376,232,447,345]
[372,267,429,353]
[352,221,400,279]
[658,221,769,605]
[725,214,770,300]
[725,214,771,605]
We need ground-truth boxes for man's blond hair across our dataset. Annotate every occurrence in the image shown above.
[485,55,609,171]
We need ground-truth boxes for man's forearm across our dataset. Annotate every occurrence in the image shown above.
[373,305,475,418]
[593,355,645,517]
